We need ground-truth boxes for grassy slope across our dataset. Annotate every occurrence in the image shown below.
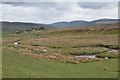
[2,48,118,78]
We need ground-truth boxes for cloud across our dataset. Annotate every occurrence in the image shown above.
[2,2,57,8]
[77,2,117,9]
[2,2,24,6]
[1,2,118,24]
[1,0,120,2]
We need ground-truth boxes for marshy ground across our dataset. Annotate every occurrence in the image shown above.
[2,25,119,78]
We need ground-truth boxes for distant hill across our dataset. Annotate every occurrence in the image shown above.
[90,19,118,24]
[1,19,119,32]
[1,21,53,32]
[50,19,119,28]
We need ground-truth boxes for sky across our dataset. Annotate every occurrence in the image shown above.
[0,0,119,24]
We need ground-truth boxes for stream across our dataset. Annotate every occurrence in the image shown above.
[75,49,118,59]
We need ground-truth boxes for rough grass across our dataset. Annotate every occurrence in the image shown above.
[69,47,108,55]
[96,52,118,58]
[2,49,118,78]
[2,26,119,78]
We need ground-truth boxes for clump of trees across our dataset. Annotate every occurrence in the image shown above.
[15,27,45,34]
[32,27,45,31]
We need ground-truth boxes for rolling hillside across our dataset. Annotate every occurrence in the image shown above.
[50,19,118,28]
[1,19,119,32]
[1,21,53,32]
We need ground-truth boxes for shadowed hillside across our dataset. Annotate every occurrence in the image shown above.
[1,19,119,32]
[1,21,54,32]
[50,19,118,28]
[47,23,119,35]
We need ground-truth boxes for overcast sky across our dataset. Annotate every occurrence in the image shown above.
[1,1,119,24]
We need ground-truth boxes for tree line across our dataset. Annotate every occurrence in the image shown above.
[15,27,45,34]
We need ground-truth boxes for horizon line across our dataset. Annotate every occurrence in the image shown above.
[0,18,119,24]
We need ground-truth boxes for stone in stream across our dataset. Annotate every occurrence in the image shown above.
[14,42,18,45]
[105,57,108,60]
[108,49,117,53]
[43,49,47,52]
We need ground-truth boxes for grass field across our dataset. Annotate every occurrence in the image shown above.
[2,48,118,78]
[2,25,119,78]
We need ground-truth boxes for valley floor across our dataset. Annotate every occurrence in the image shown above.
[2,27,119,78]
